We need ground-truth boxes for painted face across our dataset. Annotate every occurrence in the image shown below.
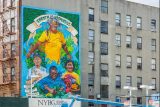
[50,21,58,31]
[50,69,57,79]
[66,62,74,72]
[33,56,42,67]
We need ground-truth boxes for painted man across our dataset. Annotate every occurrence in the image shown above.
[26,53,47,85]
[26,18,71,64]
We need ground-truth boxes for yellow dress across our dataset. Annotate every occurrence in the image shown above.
[38,30,66,63]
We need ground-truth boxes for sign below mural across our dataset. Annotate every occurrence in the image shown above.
[21,6,80,99]
[29,98,81,107]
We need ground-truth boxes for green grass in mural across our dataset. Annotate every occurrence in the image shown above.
[23,7,46,42]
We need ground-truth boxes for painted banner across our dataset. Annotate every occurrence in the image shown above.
[21,6,80,99]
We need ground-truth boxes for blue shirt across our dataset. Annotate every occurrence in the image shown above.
[37,74,66,94]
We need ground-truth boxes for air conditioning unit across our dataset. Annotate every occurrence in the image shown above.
[127,23,132,28]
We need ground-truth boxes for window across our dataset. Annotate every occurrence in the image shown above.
[89,8,94,21]
[3,45,8,58]
[88,73,94,98]
[115,54,121,67]
[89,64,94,74]
[11,67,16,81]
[101,21,108,34]
[101,63,108,76]
[89,42,94,52]
[11,0,15,7]
[137,57,142,70]
[126,15,131,27]
[115,33,121,47]
[115,13,121,26]
[126,56,132,68]
[126,76,132,86]
[88,102,94,107]
[137,77,142,89]
[126,35,131,48]
[101,0,108,13]
[3,20,7,36]
[101,42,108,55]
[88,29,95,41]
[151,78,156,90]
[115,75,121,88]
[11,43,16,57]
[151,58,156,70]
[88,52,94,64]
[137,17,142,29]
[137,97,142,104]
[151,39,156,51]
[88,73,94,86]
[11,18,15,33]
[101,85,108,98]
[151,19,156,32]
[3,0,7,10]
[137,37,142,49]
[3,66,7,83]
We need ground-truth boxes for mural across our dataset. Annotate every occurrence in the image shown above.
[21,6,80,98]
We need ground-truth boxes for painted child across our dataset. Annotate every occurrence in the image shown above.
[62,60,80,93]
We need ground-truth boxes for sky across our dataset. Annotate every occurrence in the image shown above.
[127,0,159,7]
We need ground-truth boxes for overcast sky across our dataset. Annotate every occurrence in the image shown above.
[127,0,159,7]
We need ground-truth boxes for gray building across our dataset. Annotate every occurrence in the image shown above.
[0,0,159,107]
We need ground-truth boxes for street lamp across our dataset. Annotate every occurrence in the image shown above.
[123,86,137,107]
[140,85,154,107]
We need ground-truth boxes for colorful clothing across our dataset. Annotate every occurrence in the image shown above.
[38,30,66,63]
[62,71,80,85]
[37,75,66,94]
[27,66,47,82]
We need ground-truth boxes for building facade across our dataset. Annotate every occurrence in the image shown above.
[0,0,159,107]
[0,0,20,97]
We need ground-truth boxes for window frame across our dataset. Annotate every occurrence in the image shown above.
[115,13,121,26]
[88,29,95,41]
[115,54,121,67]
[100,85,109,98]
[101,0,108,13]
[126,15,131,27]
[136,17,142,29]
[115,75,121,88]
[137,37,142,49]
[89,8,94,21]
[100,63,108,77]
[11,18,15,33]
[151,78,156,90]
[88,51,94,64]
[137,57,142,70]
[151,19,156,32]
[151,39,156,51]
[101,20,108,34]
[126,55,132,68]
[137,77,142,89]
[115,33,121,47]
[151,58,156,71]
[126,76,132,86]
[126,35,132,48]
[100,42,108,55]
